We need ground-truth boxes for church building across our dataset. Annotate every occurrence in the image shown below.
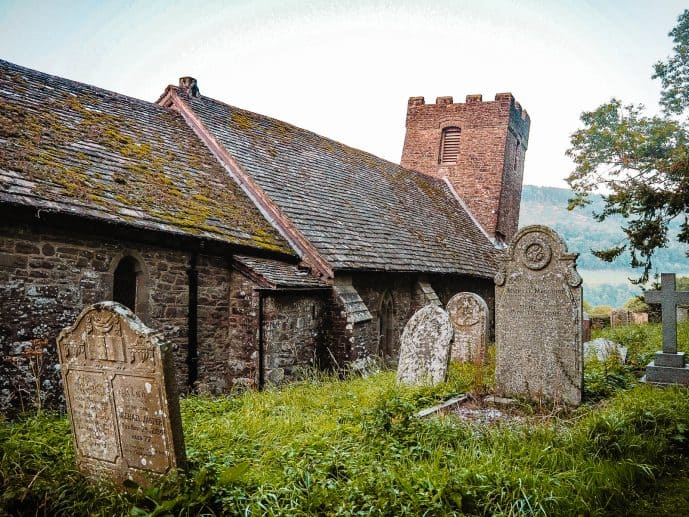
[0,60,529,415]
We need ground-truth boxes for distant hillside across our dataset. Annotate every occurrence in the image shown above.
[519,185,689,306]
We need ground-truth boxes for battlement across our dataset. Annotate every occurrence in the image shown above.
[407,92,531,147]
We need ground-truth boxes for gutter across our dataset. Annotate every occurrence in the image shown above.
[187,252,199,389]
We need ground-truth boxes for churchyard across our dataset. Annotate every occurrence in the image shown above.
[2,225,689,515]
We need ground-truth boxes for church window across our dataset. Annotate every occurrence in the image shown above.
[439,127,461,164]
[378,292,395,359]
[113,256,140,313]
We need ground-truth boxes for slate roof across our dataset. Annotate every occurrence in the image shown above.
[234,255,328,288]
[176,92,497,277]
[0,60,291,256]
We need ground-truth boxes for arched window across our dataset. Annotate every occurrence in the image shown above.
[113,256,140,312]
[439,127,461,164]
[378,292,395,359]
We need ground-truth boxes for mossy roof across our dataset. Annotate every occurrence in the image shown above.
[0,60,292,256]
[234,255,328,288]
[178,91,497,277]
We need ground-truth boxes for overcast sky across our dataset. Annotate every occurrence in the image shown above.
[1,0,686,188]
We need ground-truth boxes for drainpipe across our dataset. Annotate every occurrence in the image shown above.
[258,291,265,390]
[187,253,199,389]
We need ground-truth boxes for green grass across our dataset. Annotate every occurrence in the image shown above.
[2,327,689,515]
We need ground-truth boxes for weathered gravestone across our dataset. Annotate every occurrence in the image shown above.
[643,273,689,385]
[57,302,185,486]
[446,292,489,364]
[396,305,454,386]
[495,225,583,405]
[610,309,632,328]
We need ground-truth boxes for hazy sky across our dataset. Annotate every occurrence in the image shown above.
[1,1,686,187]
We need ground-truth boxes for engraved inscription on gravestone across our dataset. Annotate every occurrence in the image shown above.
[57,302,185,486]
[396,305,454,386]
[495,225,583,405]
[446,292,489,364]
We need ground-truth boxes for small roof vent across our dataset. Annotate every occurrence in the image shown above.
[178,76,200,98]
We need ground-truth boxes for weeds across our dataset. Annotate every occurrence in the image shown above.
[2,325,688,515]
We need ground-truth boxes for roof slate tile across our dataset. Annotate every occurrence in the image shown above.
[179,93,497,277]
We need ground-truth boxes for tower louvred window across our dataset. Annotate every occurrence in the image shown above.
[439,127,461,164]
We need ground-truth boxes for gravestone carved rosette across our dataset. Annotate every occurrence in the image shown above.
[57,302,185,487]
[495,225,583,405]
[446,292,489,364]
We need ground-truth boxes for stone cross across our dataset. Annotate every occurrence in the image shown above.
[644,273,689,356]
[57,302,185,487]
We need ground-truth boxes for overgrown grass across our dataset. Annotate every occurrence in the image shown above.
[2,352,689,516]
[584,321,689,401]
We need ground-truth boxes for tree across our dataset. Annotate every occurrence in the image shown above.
[566,10,689,282]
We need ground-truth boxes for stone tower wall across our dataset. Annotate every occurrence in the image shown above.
[400,93,530,242]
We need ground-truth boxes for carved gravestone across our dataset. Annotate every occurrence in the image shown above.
[57,302,185,487]
[446,292,489,363]
[495,225,583,405]
[396,305,454,386]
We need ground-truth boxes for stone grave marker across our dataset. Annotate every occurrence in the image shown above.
[582,311,592,343]
[396,305,454,386]
[57,302,185,487]
[495,225,583,405]
[611,309,632,328]
[446,292,489,363]
[644,273,689,385]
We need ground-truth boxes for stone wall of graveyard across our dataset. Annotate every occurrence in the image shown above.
[400,93,530,241]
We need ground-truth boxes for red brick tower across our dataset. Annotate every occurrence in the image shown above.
[400,93,530,244]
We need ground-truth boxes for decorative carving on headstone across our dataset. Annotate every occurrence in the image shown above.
[57,302,185,487]
[396,306,453,386]
[643,273,689,385]
[446,292,489,364]
[494,225,583,405]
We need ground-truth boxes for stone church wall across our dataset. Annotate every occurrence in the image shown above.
[262,292,329,384]
[0,225,191,417]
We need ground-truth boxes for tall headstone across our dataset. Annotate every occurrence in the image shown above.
[396,305,454,386]
[57,302,185,486]
[446,292,489,363]
[495,225,583,405]
[643,273,689,385]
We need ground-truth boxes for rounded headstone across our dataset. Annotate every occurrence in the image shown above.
[396,305,454,386]
[446,292,489,363]
[495,225,583,406]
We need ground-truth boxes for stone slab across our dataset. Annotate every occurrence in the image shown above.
[416,395,468,417]
[495,225,583,405]
[446,292,489,364]
[653,351,686,368]
[396,305,453,386]
[584,338,628,364]
[644,363,689,385]
[57,302,185,487]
